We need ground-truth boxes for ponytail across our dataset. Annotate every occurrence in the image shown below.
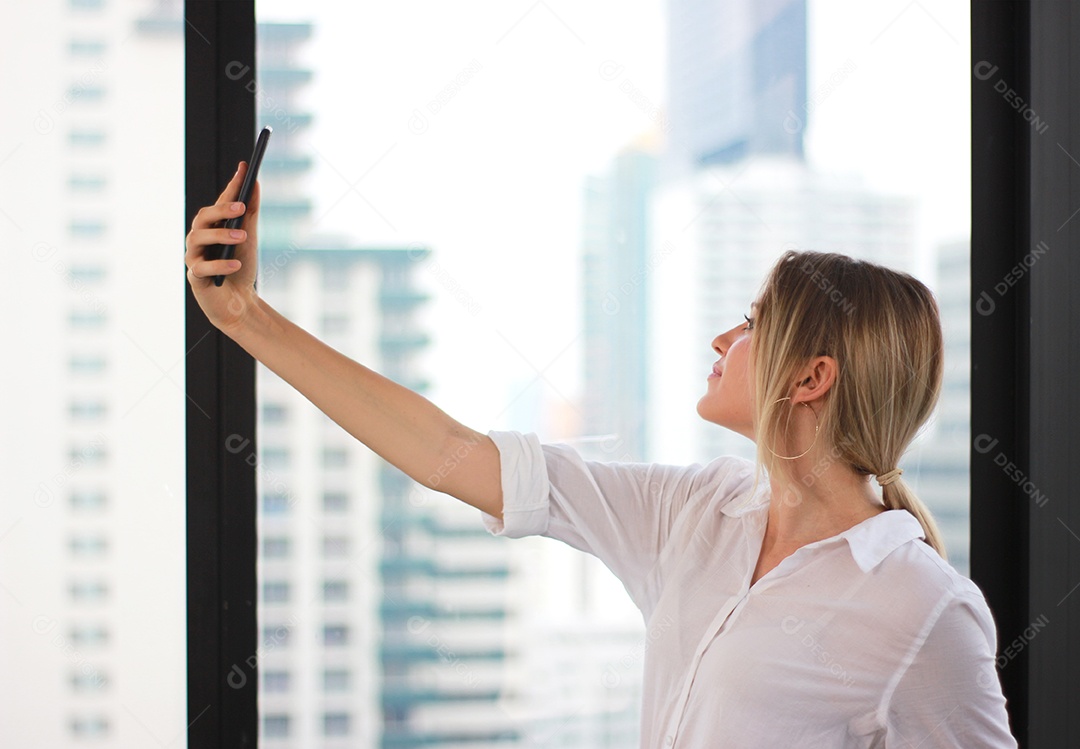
[881,480,947,560]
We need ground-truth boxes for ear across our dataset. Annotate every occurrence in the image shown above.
[789,355,838,405]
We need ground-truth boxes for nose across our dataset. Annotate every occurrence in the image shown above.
[711,322,743,356]
[712,333,726,356]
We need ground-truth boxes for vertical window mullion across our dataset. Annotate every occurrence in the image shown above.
[185,2,258,747]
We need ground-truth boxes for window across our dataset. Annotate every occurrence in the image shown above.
[263,624,292,649]
[263,492,291,515]
[323,625,348,647]
[71,669,108,692]
[262,447,289,470]
[323,712,350,737]
[68,355,107,375]
[68,39,106,56]
[69,626,109,647]
[262,402,287,424]
[68,129,107,147]
[68,265,107,283]
[68,309,107,327]
[69,535,108,557]
[69,400,107,420]
[69,580,108,603]
[263,670,291,693]
[68,174,108,191]
[263,536,291,558]
[263,714,290,738]
[69,490,106,511]
[68,442,106,465]
[69,716,109,738]
[323,579,348,602]
[68,220,108,239]
[323,668,350,692]
[262,581,290,604]
[67,84,106,103]
[322,491,348,512]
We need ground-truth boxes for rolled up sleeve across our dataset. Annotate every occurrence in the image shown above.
[480,430,551,538]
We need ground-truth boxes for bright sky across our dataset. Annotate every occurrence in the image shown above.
[255,0,969,440]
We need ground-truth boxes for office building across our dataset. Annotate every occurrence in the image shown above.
[665,0,807,177]
[581,133,661,464]
[648,156,917,466]
[912,239,973,575]
[253,20,520,749]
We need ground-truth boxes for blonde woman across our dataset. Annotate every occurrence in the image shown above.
[186,165,1018,748]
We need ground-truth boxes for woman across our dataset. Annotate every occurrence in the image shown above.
[186,163,1018,748]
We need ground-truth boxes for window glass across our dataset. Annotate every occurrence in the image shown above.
[0,1,185,745]
[255,2,970,744]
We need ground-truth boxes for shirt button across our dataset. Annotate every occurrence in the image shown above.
[665,737,673,746]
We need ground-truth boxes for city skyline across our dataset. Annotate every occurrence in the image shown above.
[254,0,970,442]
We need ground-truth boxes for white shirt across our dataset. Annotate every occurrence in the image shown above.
[479,430,1018,748]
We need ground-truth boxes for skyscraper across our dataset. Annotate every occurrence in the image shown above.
[1,0,187,744]
[581,133,660,463]
[913,238,973,575]
[648,157,917,466]
[252,20,520,748]
[665,0,807,176]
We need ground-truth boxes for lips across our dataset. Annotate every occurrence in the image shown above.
[712,364,723,377]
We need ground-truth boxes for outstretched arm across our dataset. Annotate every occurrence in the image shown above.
[184,163,503,519]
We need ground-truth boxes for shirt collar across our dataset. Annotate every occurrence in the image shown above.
[720,488,927,573]
[841,510,926,572]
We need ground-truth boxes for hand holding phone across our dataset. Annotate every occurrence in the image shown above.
[208,126,272,286]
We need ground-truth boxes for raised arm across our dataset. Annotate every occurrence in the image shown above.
[184,162,503,519]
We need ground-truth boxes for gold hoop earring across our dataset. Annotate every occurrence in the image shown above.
[764,397,819,460]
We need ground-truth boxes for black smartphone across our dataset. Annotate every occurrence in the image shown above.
[211,125,272,287]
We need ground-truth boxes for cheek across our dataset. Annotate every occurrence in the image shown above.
[728,341,751,374]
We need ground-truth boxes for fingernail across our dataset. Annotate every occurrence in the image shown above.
[231,202,243,212]
[227,260,241,269]
[229,230,245,239]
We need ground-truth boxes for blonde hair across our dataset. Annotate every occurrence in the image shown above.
[748,250,947,559]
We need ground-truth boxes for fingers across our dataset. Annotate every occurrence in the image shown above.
[184,224,247,268]
[187,257,242,281]
[184,162,259,272]
[200,227,247,244]
[191,196,247,231]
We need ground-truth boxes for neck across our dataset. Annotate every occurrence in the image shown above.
[763,466,885,550]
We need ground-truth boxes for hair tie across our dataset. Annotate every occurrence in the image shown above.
[876,468,903,487]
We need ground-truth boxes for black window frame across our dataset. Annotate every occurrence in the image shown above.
[971,2,1080,746]
[185,2,258,747]
[185,1,1080,746]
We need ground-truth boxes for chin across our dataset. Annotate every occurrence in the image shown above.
[698,405,751,438]
[696,405,726,427]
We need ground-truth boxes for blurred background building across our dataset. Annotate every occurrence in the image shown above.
[254,21,523,749]
[581,0,969,574]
